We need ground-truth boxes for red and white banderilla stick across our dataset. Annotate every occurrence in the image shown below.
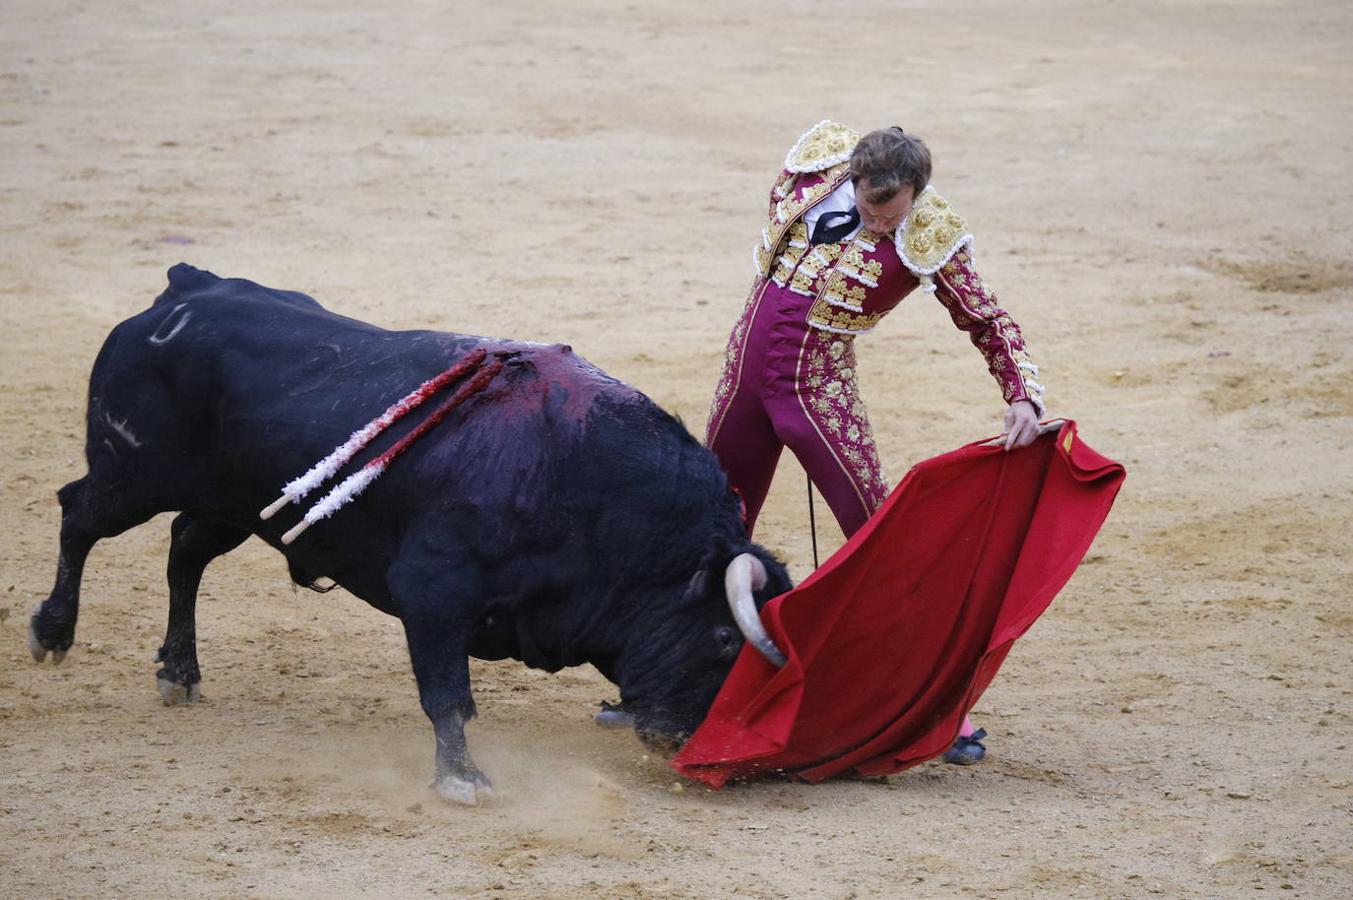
[280,358,504,545]
[259,348,488,521]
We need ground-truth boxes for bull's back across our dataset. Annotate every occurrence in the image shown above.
[86,265,645,520]
[87,267,465,512]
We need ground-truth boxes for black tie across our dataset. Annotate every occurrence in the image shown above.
[812,207,860,245]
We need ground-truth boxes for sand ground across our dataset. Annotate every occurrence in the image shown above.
[2,0,1351,896]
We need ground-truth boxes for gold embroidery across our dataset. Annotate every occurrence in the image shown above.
[822,276,867,311]
[809,243,842,267]
[754,241,772,277]
[785,241,842,296]
[899,187,971,274]
[790,267,817,296]
[761,165,850,267]
[776,176,835,224]
[806,297,886,334]
[709,280,763,422]
[838,244,884,287]
[785,121,861,173]
[799,333,888,508]
[770,224,811,286]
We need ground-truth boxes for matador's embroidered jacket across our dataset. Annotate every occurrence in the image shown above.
[750,120,1046,413]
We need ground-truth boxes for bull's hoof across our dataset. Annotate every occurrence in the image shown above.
[430,772,494,806]
[156,673,202,705]
[27,614,68,665]
[28,620,48,663]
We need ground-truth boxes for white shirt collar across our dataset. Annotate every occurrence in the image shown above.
[803,179,862,244]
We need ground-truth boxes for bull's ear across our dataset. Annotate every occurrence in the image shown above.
[691,535,732,601]
[686,568,710,599]
[702,534,732,569]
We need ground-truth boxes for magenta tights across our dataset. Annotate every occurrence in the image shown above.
[706,281,889,537]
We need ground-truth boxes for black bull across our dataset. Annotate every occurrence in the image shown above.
[28,264,791,803]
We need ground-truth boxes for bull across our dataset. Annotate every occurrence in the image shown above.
[27,264,792,804]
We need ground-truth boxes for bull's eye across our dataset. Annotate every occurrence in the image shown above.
[713,625,741,659]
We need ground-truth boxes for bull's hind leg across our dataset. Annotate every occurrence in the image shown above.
[156,514,249,704]
[388,555,493,805]
[30,475,157,663]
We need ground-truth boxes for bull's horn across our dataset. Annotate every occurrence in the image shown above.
[725,553,787,668]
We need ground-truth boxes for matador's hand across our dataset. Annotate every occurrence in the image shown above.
[1002,400,1039,451]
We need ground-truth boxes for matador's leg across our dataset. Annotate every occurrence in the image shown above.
[707,384,783,537]
[769,331,888,539]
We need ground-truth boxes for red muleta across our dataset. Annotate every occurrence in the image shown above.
[672,420,1125,788]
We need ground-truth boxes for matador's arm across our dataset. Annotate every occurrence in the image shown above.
[931,248,1046,416]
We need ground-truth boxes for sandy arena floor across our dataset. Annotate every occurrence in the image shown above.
[2,1,1351,896]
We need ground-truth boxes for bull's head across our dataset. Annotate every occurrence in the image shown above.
[620,540,792,753]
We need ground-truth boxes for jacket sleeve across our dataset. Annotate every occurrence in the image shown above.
[932,248,1047,415]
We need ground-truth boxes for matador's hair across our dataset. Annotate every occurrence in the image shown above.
[850,127,932,204]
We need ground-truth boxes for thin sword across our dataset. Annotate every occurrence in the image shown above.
[807,474,820,570]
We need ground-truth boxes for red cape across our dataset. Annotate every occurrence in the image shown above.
[672,421,1125,788]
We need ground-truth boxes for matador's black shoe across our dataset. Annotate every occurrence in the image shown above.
[594,700,635,729]
[942,728,988,765]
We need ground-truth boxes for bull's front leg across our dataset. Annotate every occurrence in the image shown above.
[389,551,492,804]
[400,615,492,804]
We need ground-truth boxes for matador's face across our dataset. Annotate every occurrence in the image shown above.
[856,180,915,235]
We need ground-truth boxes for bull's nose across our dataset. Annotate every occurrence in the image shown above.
[636,728,686,757]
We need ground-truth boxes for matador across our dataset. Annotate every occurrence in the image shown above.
[707,121,1046,537]
[703,123,1048,764]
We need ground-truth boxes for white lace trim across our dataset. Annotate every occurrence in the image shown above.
[809,248,836,268]
[808,319,876,335]
[1019,361,1047,415]
[1025,388,1047,418]
[784,119,855,173]
[824,296,864,313]
[841,268,878,289]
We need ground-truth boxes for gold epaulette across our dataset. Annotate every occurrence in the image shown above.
[784,120,860,173]
[897,187,973,275]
